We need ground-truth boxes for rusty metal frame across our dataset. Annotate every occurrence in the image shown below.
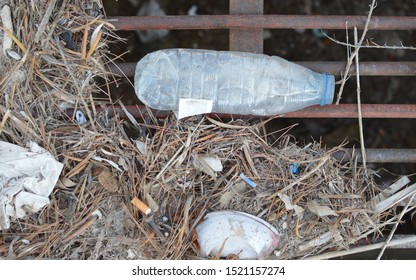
[102,1,416,163]
[109,61,416,77]
[332,149,416,163]
[83,104,416,119]
[229,0,263,53]
[108,15,416,31]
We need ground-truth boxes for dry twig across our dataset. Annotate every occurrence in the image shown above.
[376,193,416,260]
[336,0,377,104]
[354,27,367,169]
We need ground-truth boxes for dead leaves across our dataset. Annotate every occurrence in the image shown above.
[218,181,247,208]
[307,200,338,217]
[97,168,120,193]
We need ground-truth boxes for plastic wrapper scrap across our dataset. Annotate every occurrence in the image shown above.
[0,141,63,230]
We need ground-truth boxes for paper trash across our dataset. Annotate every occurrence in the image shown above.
[0,141,64,230]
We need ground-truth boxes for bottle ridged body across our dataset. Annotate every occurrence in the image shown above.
[135,49,335,115]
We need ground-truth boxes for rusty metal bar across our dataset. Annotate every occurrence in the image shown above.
[81,104,416,119]
[298,61,416,76]
[283,104,416,118]
[65,105,416,162]
[332,149,416,163]
[108,61,416,77]
[108,15,416,31]
[229,0,263,53]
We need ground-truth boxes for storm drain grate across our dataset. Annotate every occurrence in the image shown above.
[102,0,416,163]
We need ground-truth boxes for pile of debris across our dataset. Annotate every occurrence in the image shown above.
[1,0,415,260]
[0,0,143,259]
[133,116,416,259]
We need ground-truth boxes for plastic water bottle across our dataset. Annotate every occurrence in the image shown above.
[134,49,335,117]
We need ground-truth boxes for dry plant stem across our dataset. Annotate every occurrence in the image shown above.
[34,0,58,43]
[62,214,99,243]
[354,27,367,169]
[326,36,416,51]
[304,235,416,260]
[122,203,162,254]
[353,205,416,243]
[336,0,377,104]
[0,108,11,135]
[0,0,137,260]
[206,117,251,129]
[145,216,166,241]
[376,193,416,260]
[268,155,329,199]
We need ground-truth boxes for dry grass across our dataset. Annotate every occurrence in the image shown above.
[0,0,414,260]
[134,116,401,259]
[0,0,143,259]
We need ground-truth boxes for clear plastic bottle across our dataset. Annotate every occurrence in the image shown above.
[134,49,335,116]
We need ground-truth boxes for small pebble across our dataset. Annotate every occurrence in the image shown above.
[274,250,282,257]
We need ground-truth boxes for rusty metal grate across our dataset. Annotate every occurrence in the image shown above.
[102,0,416,163]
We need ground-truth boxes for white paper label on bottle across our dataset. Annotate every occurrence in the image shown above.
[177,98,213,119]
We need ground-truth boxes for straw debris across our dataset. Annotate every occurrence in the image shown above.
[0,0,414,260]
[0,0,144,260]
[133,116,415,259]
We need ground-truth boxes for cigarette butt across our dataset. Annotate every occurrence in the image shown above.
[131,197,151,215]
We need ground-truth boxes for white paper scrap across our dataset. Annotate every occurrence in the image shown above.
[177,98,213,119]
[200,156,223,172]
[278,193,304,216]
[135,140,147,155]
[0,141,64,230]
[75,110,87,125]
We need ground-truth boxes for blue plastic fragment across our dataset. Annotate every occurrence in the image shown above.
[240,173,257,188]
[290,164,299,174]
[320,73,329,106]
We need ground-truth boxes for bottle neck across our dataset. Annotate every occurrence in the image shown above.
[320,73,335,106]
